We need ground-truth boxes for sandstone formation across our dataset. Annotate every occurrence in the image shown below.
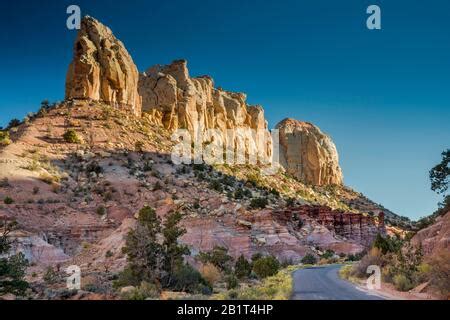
[412,211,450,257]
[276,118,343,186]
[275,206,385,247]
[65,16,141,116]
[138,60,272,163]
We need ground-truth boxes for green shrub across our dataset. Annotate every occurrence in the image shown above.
[209,180,223,193]
[7,119,21,129]
[339,265,353,280]
[43,267,59,284]
[96,206,107,216]
[199,246,233,272]
[393,274,414,291]
[249,197,268,209]
[0,131,11,146]
[321,250,335,260]
[86,161,103,175]
[0,223,29,295]
[121,281,160,300]
[301,254,317,265]
[226,274,239,290]
[252,255,280,279]
[3,197,14,205]
[170,264,212,294]
[372,234,402,254]
[234,188,244,199]
[63,129,81,144]
[218,267,295,300]
[235,255,252,279]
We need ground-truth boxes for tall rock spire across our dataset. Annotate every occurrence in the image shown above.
[65,16,142,116]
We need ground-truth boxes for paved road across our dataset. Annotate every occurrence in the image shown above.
[292,265,386,300]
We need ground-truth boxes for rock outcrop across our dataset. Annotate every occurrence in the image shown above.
[276,118,343,185]
[66,16,141,116]
[412,211,450,257]
[275,206,385,247]
[138,60,272,163]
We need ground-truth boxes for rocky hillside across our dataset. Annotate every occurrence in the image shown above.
[0,16,410,298]
[412,211,450,257]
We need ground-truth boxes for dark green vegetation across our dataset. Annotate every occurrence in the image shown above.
[114,206,211,298]
[115,207,285,299]
[0,221,29,295]
[63,129,82,144]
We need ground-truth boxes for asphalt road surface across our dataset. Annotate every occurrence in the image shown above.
[292,265,386,300]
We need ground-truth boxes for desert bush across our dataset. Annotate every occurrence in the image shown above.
[86,161,103,175]
[199,263,221,286]
[7,119,21,129]
[372,233,403,254]
[43,267,59,284]
[0,222,29,295]
[63,129,81,144]
[226,274,238,290]
[3,197,14,205]
[321,249,335,260]
[393,274,414,291]
[339,265,353,280]
[301,254,317,265]
[121,281,160,300]
[96,206,107,216]
[235,255,252,279]
[198,246,233,272]
[346,252,364,262]
[233,188,244,199]
[252,255,280,279]
[209,180,223,193]
[219,267,295,300]
[249,197,268,209]
[170,263,211,294]
[351,247,383,278]
[0,131,11,146]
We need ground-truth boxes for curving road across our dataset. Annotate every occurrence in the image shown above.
[291,265,386,300]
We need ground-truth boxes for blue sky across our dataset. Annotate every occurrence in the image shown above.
[0,0,449,220]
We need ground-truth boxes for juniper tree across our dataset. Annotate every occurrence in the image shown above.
[0,221,29,295]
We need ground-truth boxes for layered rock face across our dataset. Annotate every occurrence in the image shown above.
[65,16,142,116]
[138,60,272,163]
[276,118,343,185]
[275,206,385,247]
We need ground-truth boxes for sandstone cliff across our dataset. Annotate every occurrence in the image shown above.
[65,16,141,116]
[276,118,343,186]
[138,59,272,163]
